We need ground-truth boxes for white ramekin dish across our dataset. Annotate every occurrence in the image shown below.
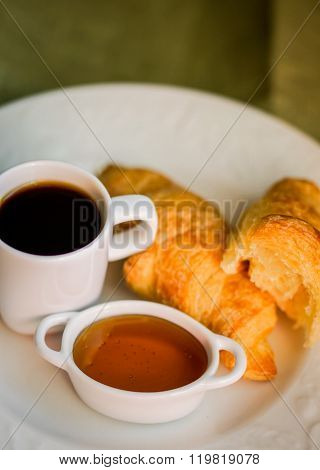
[35,300,247,424]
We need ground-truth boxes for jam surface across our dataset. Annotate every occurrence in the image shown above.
[73,314,208,392]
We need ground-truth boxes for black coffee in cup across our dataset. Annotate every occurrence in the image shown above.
[0,181,102,255]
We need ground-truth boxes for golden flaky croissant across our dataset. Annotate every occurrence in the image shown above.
[222,178,320,347]
[99,165,277,381]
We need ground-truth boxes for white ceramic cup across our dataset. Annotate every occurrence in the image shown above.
[35,300,247,424]
[0,161,158,334]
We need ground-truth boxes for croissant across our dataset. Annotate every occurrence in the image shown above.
[222,178,320,347]
[99,165,277,380]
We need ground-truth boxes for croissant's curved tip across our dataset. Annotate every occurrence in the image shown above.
[221,339,277,382]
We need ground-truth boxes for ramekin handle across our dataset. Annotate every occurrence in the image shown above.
[35,312,77,370]
[204,335,247,389]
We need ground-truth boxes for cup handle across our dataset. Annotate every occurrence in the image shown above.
[35,312,77,370]
[204,335,247,389]
[108,195,158,262]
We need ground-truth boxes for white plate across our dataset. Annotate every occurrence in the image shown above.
[0,84,320,450]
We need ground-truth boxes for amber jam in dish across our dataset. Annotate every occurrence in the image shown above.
[73,314,208,392]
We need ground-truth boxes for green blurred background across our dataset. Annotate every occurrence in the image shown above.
[0,0,319,139]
